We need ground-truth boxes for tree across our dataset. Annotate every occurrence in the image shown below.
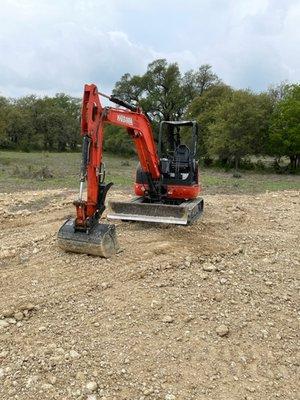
[0,93,81,151]
[10,95,42,150]
[113,73,145,104]
[207,90,273,170]
[35,94,81,151]
[186,84,233,159]
[143,59,185,121]
[112,59,221,153]
[267,81,290,104]
[5,106,35,151]
[114,59,183,122]
[103,125,135,156]
[269,84,300,169]
[185,64,221,97]
[113,59,221,122]
[0,96,9,147]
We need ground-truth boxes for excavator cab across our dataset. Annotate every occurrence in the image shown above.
[158,121,199,188]
[108,119,203,225]
[159,120,198,157]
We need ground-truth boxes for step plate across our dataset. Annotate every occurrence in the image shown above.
[107,197,204,225]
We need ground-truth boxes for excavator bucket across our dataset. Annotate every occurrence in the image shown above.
[57,218,119,258]
[107,197,204,225]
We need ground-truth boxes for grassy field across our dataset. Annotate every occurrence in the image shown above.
[0,150,299,194]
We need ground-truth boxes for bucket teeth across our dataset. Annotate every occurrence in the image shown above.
[107,197,204,225]
[57,219,119,258]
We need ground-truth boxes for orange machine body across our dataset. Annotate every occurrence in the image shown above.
[75,84,201,230]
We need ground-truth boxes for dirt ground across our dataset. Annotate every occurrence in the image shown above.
[0,188,299,400]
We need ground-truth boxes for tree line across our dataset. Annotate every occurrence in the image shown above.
[0,94,81,152]
[0,59,299,171]
[112,59,300,171]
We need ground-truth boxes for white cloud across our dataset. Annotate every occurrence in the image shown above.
[0,0,299,97]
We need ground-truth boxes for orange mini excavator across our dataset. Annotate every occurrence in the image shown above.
[57,84,203,257]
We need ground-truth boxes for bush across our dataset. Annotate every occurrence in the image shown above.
[12,165,54,180]
[104,125,136,156]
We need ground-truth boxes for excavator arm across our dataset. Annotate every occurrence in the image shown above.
[74,84,161,232]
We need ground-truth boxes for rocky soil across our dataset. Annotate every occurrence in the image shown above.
[0,188,299,400]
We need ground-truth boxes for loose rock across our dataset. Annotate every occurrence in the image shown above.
[20,303,35,311]
[216,324,229,337]
[165,394,176,400]
[2,309,14,318]
[69,350,80,358]
[0,320,9,329]
[214,293,224,302]
[38,326,46,332]
[202,262,215,272]
[162,315,174,323]
[14,311,24,321]
[85,381,98,394]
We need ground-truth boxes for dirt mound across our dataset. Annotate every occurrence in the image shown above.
[0,189,299,399]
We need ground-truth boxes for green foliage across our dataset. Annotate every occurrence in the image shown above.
[267,81,290,104]
[113,59,220,122]
[269,84,300,169]
[183,64,221,98]
[187,85,274,170]
[0,94,81,152]
[113,59,221,152]
[207,90,273,169]
[0,96,10,147]
[186,84,233,158]
[103,125,135,156]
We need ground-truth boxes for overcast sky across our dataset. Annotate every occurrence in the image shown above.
[0,0,299,97]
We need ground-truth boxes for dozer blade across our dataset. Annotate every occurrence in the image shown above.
[57,218,119,258]
[107,197,204,225]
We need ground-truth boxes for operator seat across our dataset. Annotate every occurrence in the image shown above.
[174,144,191,167]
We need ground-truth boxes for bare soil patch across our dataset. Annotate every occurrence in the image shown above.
[0,189,299,399]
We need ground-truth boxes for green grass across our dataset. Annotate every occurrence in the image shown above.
[0,150,299,194]
[0,151,135,192]
[201,170,300,194]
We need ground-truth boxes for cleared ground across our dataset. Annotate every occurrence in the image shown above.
[0,152,299,399]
